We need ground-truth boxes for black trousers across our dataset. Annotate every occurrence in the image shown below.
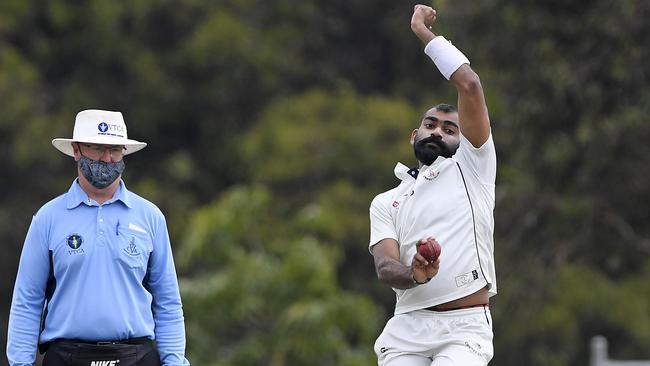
[41,340,161,366]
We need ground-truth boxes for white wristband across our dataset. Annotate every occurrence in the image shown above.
[424,36,470,80]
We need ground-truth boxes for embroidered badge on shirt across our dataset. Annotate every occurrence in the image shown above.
[123,236,139,256]
[66,234,85,255]
[423,169,439,180]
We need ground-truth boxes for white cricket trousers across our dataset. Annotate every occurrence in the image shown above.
[374,306,493,366]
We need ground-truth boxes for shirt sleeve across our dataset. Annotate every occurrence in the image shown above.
[369,193,398,251]
[454,131,497,186]
[147,213,190,366]
[7,214,50,366]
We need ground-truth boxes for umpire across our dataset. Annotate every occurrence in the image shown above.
[7,110,190,366]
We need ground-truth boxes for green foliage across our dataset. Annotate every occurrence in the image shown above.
[496,261,650,366]
[179,185,381,365]
[240,88,420,307]
[241,88,416,193]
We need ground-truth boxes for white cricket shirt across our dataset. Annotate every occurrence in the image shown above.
[369,133,497,315]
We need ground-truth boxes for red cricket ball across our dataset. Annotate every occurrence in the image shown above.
[417,238,442,262]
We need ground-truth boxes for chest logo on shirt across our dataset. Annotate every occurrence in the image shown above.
[67,234,83,249]
[423,169,439,180]
[123,236,140,256]
[66,234,85,255]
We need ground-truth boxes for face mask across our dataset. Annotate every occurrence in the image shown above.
[78,155,125,189]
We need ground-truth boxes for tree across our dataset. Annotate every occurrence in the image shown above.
[178,184,381,365]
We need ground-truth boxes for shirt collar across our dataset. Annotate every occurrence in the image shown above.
[66,179,132,209]
[394,163,416,181]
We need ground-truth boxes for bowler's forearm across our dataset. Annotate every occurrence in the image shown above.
[411,23,435,46]
[375,256,416,289]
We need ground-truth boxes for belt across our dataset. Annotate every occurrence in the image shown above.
[55,336,151,346]
[40,337,151,353]
[424,303,489,312]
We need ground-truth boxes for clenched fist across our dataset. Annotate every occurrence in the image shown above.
[411,5,438,45]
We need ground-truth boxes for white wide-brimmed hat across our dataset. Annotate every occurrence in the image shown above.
[52,109,147,157]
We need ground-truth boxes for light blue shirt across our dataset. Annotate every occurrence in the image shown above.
[7,179,190,366]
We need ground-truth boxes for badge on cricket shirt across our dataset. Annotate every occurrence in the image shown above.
[122,236,140,256]
[66,234,85,255]
[423,169,439,180]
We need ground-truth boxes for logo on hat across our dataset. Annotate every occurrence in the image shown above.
[51,109,147,157]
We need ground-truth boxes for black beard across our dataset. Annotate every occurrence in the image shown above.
[413,136,455,166]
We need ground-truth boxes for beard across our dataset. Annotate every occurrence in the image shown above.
[413,135,456,166]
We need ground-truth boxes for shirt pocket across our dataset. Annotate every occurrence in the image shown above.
[113,227,152,273]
